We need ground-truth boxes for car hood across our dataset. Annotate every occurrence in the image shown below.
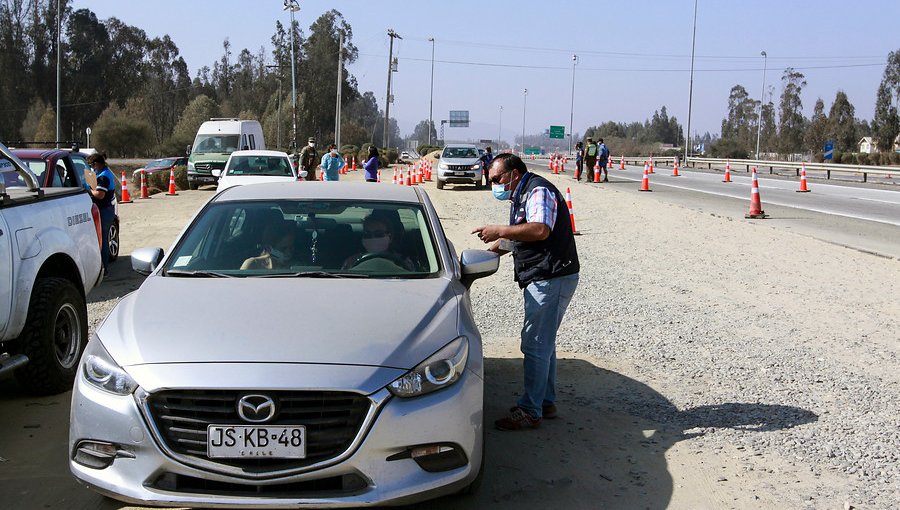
[99,276,461,370]
[440,157,480,165]
[217,175,297,191]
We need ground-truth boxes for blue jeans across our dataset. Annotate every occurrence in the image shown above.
[99,206,115,271]
[517,272,579,418]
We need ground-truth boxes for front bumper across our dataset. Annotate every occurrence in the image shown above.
[437,168,481,184]
[69,365,483,508]
[187,171,217,184]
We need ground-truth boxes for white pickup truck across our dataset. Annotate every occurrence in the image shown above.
[0,142,103,395]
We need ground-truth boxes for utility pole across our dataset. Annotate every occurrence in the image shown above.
[522,89,527,154]
[685,0,698,163]
[428,37,435,146]
[283,0,300,152]
[498,105,503,150]
[755,50,768,160]
[384,29,402,149]
[335,31,344,149]
[56,0,61,148]
[569,54,577,154]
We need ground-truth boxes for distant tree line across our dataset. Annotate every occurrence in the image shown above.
[0,1,403,157]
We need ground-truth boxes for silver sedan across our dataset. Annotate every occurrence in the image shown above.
[69,182,499,507]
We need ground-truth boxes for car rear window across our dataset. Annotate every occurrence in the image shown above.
[226,156,293,177]
[164,200,441,278]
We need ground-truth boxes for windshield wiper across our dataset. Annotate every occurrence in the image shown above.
[261,271,370,279]
[164,269,236,278]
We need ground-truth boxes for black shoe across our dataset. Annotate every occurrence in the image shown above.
[602,177,609,182]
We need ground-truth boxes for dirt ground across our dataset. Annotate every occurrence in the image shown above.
[1,163,896,509]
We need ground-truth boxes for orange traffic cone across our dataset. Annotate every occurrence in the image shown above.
[649,157,655,174]
[352,157,357,171]
[405,168,411,186]
[552,157,558,174]
[565,187,580,235]
[593,161,601,183]
[377,170,381,183]
[120,171,132,203]
[391,168,397,185]
[166,167,178,196]
[139,169,151,199]
[639,165,652,192]
[548,156,554,171]
[723,160,732,182]
[672,159,680,177]
[619,155,625,170]
[608,159,613,170]
[560,159,565,173]
[797,163,810,192]
[745,167,768,219]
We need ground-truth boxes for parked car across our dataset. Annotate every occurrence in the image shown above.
[187,118,265,189]
[69,182,498,506]
[213,150,305,193]
[435,144,483,190]
[137,156,187,175]
[1,142,103,395]
[10,147,120,261]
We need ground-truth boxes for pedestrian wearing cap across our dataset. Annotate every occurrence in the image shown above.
[472,153,580,431]
[299,137,319,181]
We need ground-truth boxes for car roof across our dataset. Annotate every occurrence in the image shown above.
[228,150,290,158]
[214,181,424,204]
[10,148,75,159]
[443,144,477,149]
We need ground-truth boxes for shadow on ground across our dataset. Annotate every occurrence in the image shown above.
[0,358,816,510]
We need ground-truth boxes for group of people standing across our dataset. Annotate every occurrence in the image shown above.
[574,137,610,183]
[295,137,381,182]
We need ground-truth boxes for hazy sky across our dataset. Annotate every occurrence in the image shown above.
[79,0,900,145]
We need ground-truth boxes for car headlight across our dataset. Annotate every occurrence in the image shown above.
[187,161,194,171]
[388,337,468,398]
[439,162,449,170]
[82,336,138,395]
[470,164,481,170]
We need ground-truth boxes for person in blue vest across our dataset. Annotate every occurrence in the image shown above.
[472,153,580,431]
[86,153,116,274]
[320,144,345,181]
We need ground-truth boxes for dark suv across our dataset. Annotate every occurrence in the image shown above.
[10,148,120,261]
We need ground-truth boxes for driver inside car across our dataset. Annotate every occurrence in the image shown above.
[342,213,415,271]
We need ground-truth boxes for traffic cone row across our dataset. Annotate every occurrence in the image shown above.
[120,172,132,203]
[797,163,810,192]
[745,167,768,218]
[565,187,580,235]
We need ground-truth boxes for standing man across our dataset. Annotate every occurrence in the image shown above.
[597,138,610,182]
[480,146,494,187]
[320,144,345,181]
[473,153,580,431]
[574,141,584,181]
[299,137,319,181]
[583,137,598,183]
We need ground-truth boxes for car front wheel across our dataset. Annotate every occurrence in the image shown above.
[436,178,444,190]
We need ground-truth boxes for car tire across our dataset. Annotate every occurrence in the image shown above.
[188,180,199,190]
[14,278,88,396]
[474,180,482,190]
[107,218,120,262]
[436,178,444,190]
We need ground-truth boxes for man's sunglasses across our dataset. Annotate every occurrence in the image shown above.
[489,169,513,185]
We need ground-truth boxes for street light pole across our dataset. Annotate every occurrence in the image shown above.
[335,31,343,149]
[428,37,435,147]
[56,0,61,148]
[498,105,503,150]
[569,54,577,154]
[755,50,768,160]
[522,89,527,154]
[283,0,300,152]
[684,0,698,163]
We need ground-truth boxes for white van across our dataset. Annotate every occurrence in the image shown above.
[187,118,265,190]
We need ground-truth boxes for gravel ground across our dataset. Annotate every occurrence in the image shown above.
[428,165,899,509]
[86,165,899,508]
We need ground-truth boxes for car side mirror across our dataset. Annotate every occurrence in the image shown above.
[298,170,308,179]
[211,169,221,177]
[459,249,500,288]
[434,154,440,159]
[185,145,191,156]
[132,247,165,276]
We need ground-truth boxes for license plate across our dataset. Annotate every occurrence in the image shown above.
[207,425,306,459]
[445,171,457,176]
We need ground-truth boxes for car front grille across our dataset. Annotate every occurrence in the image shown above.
[448,164,476,171]
[145,390,370,473]
[193,162,225,171]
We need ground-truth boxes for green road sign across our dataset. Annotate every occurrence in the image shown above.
[549,125,565,139]
[524,147,541,155]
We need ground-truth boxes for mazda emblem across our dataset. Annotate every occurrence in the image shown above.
[236,394,277,423]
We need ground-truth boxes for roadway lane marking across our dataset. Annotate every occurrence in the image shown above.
[852,196,900,205]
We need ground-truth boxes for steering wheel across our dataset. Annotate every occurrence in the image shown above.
[351,251,408,269]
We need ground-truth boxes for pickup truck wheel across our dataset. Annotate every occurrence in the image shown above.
[15,277,87,395]
[107,219,120,262]
[436,178,445,190]
[188,181,199,190]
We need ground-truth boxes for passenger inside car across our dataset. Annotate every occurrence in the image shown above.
[341,212,416,271]
[240,221,296,270]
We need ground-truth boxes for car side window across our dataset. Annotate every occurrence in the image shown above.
[249,134,256,150]
[50,160,65,187]
[69,155,88,187]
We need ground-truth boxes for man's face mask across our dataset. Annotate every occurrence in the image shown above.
[308,142,315,148]
[330,149,337,156]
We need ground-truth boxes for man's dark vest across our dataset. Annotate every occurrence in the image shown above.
[510,173,580,288]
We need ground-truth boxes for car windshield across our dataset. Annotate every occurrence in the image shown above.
[164,200,441,278]
[226,156,293,177]
[0,157,27,187]
[442,147,477,159]
[193,135,239,154]
[145,159,171,169]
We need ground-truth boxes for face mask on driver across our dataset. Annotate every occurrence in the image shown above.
[492,184,511,201]
[362,236,390,253]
